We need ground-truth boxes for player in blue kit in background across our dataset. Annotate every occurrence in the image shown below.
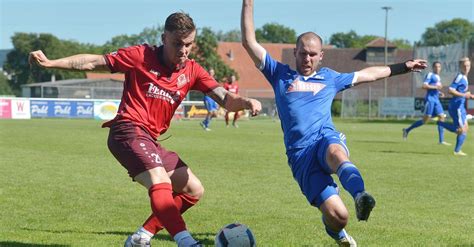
[241,0,428,245]
[200,68,219,131]
[403,61,450,145]
[437,57,473,156]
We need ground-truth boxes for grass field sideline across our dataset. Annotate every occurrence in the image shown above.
[0,118,473,246]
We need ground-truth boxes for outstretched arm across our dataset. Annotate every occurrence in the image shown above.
[353,59,428,86]
[29,50,109,71]
[207,86,261,116]
[241,0,266,68]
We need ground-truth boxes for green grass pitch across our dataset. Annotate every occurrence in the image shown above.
[0,118,472,246]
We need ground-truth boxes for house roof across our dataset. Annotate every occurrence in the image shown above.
[366,37,397,48]
[217,42,295,95]
[86,72,125,81]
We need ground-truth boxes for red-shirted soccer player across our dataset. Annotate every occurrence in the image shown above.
[29,12,261,247]
[224,75,241,127]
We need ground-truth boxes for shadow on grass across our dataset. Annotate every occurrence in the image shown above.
[377,150,441,155]
[193,232,216,245]
[20,228,215,245]
[0,242,70,247]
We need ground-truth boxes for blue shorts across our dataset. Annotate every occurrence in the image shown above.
[287,130,349,207]
[449,106,467,129]
[204,97,218,112]
[423,99,444,117]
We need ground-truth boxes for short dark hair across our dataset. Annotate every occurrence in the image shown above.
[459,57,470,64]
[432,61,441,67]
[165,12,196,36]
[296,32,323,48]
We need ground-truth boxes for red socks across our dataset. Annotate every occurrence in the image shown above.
[148,183,188,237]
[144,187,200,235]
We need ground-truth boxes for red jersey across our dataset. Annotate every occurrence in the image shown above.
[103,44,218,138]
[224,83,239,94]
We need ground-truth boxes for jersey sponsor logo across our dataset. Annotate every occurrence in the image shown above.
[177,74,189,88]
[149,69,161,77]
[146,82,181,104]
[287,78,326,95]
[228,85,238,93]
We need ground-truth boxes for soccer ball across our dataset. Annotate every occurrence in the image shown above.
[215,223,256,247]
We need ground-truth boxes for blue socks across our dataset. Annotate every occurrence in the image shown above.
[203,116,211,128]
[336,162,365,199]
[322,216,347,240]
[174,230,198,246]
[406,120,424,133]
[455,133,467,152]
[438,124,445,143]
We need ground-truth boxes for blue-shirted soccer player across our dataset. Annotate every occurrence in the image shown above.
[200,68,219,131]
[241,0,428,245]
[403,61,450,145]
[438,57,473,156]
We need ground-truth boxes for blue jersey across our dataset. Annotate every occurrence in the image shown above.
[260,52,355,150]
[449,73,468,109]
[423,72,441,101]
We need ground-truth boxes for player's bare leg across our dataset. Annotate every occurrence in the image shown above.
[319,196,355,246]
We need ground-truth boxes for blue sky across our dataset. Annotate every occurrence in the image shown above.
[1,0,472,50]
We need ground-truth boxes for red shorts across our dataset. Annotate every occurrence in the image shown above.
[107,121,186,178]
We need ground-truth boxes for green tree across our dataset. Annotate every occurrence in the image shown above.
[0,73,13,96]
[256,23,296,43]
[391,39,412,49]
[329,31,378,48]
[329,30,412,49]
[355,35,379,48]
[216,29,241,42]
[3,33,95,94]
[102,25,164,53]
[329,30,359,48]
[419,18,474,46]
[191,27,237,81]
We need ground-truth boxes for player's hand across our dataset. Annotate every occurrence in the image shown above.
[406,59,428,72]
[29,50,53,68]
[439,92,445,98]
[246,98,261,116]
[465,91,472,99]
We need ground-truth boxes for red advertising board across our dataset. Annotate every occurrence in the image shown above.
[0,99,11,119]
